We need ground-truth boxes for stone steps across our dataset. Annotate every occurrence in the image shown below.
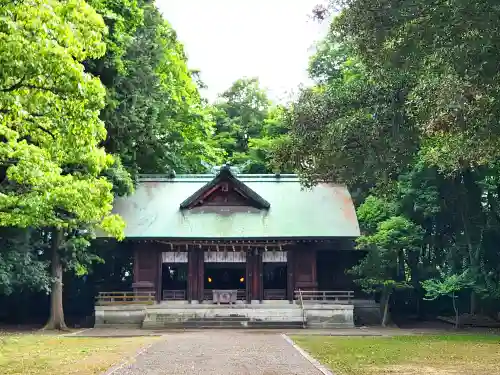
[141,306,305,329]
[148,318,304,329]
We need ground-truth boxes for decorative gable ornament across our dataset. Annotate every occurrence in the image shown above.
[179,165,270,210]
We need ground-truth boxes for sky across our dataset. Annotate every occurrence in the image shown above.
[156,0,330,103]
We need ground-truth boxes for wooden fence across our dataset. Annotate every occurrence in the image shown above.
[294,290,354,304]
[96,291,155,305]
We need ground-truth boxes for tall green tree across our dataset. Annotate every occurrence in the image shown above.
[86,1,221,176]
[354,197,424,325]
[331,0,500,173]
[212,78,289,173]
[0,0,124,329]
[275,2,500,321]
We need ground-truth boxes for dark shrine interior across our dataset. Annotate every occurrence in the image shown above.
[263,263,287,290]
[162,264,188,291]
[204,263,246,290]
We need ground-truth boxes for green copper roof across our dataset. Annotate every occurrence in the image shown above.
[107,172,360,239]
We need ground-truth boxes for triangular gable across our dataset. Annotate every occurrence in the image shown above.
[179,166,270,210]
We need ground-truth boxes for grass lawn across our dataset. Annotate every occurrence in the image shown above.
[0,333,160,375]
[291,334,500,375]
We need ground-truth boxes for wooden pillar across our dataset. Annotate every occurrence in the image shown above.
[156,250,162,303]
[256,250,263,301]
[249,250,263,301]
[187,248,196,303]
[311,249,317,290]
[287,247,295,302]
[133,245,139,285]
[197,249,204,302]
[246,250,253,303]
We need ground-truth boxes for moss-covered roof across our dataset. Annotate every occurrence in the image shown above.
[107,170,360,239]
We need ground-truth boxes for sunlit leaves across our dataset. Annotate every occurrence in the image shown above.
[0,0,122,235]
[96,4,222,176]
[212,78,287,173]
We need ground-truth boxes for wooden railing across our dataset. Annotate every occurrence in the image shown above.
[162,290,186,301]
[96,291,155,305]
[263,289,287,300]
[294,290,354,304]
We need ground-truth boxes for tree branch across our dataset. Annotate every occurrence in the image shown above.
[0,76,25,92]
[0,79,70,97]
[23,84,69,96]
[35,124,55,139]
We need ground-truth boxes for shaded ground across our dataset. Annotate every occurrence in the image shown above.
[292,334,500,375]
[107,331,321,375]
[0,333,160,375]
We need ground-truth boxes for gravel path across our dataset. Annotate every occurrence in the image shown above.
[108,331,322,375]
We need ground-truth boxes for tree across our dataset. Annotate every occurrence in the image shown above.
[85,2,221,176]
[213,78,269,160]
[0,0,124,329]
[275,2,500,320]
[0,228,50,296]
[212,78,290,173]
[353,197,424,326]
[422,271,473,328]
[331,0,500,173]
[274,39,417,188]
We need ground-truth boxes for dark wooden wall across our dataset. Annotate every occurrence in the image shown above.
[316,250,364,292]
[132,243,160,301]
[292,246,317,292]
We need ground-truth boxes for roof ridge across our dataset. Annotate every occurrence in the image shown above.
[138,173,299,181]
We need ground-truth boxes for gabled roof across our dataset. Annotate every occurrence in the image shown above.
[179,165,270,210]
[106,172,360,239]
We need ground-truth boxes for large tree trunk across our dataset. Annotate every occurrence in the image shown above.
[381,288,392,327]
[470,291,476,315]
[452,292,459,329]
[44,229,68,331]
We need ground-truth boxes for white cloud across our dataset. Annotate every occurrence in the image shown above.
[156,0,329,103]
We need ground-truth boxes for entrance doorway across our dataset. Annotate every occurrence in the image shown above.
[204,263,246,300]
[263,262,287,299]
[161,263,188,300]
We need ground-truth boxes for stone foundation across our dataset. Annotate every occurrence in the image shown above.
[303,304,354,328]
[94,302,354,329]
[94,304,147,328]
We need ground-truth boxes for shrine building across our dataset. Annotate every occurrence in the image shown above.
[95,165,369,328]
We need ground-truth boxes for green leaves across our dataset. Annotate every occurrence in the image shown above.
[353,205,424,294]
[273,1,500,313]
[333,0,500,172]
[358,216,424,253]
[422,271,471,301]
[211,78,288,173]
[94,4,222,176]
[0,228,50,295]
[0,0,123,235]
